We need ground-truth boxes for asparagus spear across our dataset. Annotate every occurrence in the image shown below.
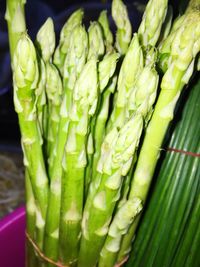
[45,63,62,162]
[13,34,49,249]
[138,0,168,48]
[85,51,119,193]
[98,198,142,267]
[43,25,88,265]
[78,113,143,267]
[53,9,84,74]
[26,170,39,267]
[35,58,47,141]
[91,76,118,182]
[36,18,57,158]
[157,5,173,45]
[84,21,106,193]
[97,47,158,266]
[5,0,26,62]
[117,8,200,262]
[6,2,39,263]
[159,1,200,72]
[50,23,88,168]
[106,33,144,132]
[98,10,114,52]
[127,47,159,121]
[36,17,55,63]
[87,21,105,60]
[112,0,132,55]
[59,58,98,266]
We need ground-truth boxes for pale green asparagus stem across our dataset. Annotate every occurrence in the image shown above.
[43,25,88,265]
[87,21,105,60]
[98,198,142,267]
[128,48,159,122]
[48,24,88,172]
[59,58,98,266]
[106,34,144,132]
[26,170,39,267]
[91,76,117,181]
[13,34,49,249]
[35,58,47,141]
[53,9,83,74]
[84,27,110,194]
[5,0,26,62]
[157,5,173,45]
[45,63,62,163]
[112,49,158,223]
[98,10,114,52]
[112,0,132,55]
[36,17,56,154]
[138,0,168,48]
[159,1,200,72]
[85,74,118,195]
[117,10,200,261]
[36,17,55,63]
[78,114,143,267]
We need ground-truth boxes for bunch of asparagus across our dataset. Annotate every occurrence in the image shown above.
[6,0,200,266]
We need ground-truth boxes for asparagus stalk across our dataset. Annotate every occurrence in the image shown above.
[98,10,114,52]
[138,0,168,48]
[85,50,119,192]
[35,58,47,141]
[49,24,88,171]
[98,198,142,267]
[127,47,159,121]
[117,8,200,261]
[84,21,106,193]
[127,78,200,267]
[43,25,88,265]
[26,170,39,267]
[128,87,196,266]
[45,63,62,162]
[53,9,84,73]
[36,18,56,157]
[87,21,105,60]
[91,76,118,182]
[59,58,98,266]
[157,5,173,45]
[6,2,40,263]
[78,113,143,267]
[5,0,26,62]
[106,33,144,132]
[85,49,119,198]
[112,0,132,55]
[13,34,49,249]
[36,18,55,63]
[97,47,159,266]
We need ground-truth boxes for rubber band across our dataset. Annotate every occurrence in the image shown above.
[167,147,200,158]
[26,231,69,267]
[26,231,127,267]
[115,256,129,267]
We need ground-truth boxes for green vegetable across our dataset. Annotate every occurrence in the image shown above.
[13,34,49,249]
[79,113,143,267]
[59,58,98,266]
[112,0,132,54]
[5,0,26,62]
[53,9,84,73]
[7,1,200,267]
[126,76,200,267]
[118,6,200,261]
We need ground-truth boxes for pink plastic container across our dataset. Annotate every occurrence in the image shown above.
[0,206,26,267]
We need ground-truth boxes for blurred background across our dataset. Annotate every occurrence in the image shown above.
[0,0,181,217]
